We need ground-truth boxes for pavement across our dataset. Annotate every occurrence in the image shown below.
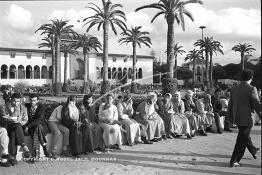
[0,126,261,175]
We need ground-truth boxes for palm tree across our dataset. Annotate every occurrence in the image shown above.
[209,39,223,88]
[136,0,203,78]
[232,43,255,73]
[118,26,152,92]
[184,49,202,87]
[172,43,185,78]
[35,19,75,95]
[74,33,102,94]
[60,42,78,91]
[38,36,56,85]
[194,36,213,88]
[83,0,127,94]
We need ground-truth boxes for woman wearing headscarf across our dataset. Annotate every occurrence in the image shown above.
[195,94,214,135]
[183,90,204,136]
[117,94,141,146]
[61,95,83,157]
[98,94,122,150]
[134,92,166,143]
[171,91,192,139]
[79,94,105,153]
[158,93,177,139]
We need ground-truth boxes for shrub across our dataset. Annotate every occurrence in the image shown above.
[62,82,70,92]
[162,77,178,95]
[14,82,29,93]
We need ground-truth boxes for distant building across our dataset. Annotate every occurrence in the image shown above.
[0,47,154,86]
[182,58,205,85]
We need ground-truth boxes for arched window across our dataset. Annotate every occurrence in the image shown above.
[117,68,122,80]
[18,65,25,79]
[138,68,143,79]
[100,67,104,79]
[108,67,111,79]
[1,64,8,79]
[197,66,201,74]
[34,65,40,79]
[41,66,48,79]
[26,65,32,79]
[135,68,138,79]
[9,65,16,79]
[96,67,101,79]
[128,68,132,79]
[123,68,127,79]
[112,67,117,79]
[49,66,53,79]
[197,76,201,82]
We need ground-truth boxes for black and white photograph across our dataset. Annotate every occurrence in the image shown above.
[0,0,261,174]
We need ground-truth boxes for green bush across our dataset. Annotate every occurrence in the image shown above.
[162,77,178,95]
[101,80,110,95]
[62,83,70,92]
[14,82,29,93]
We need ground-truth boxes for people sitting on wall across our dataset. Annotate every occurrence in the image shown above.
[48,104,71,159]
[134,92,166,144]
[195,94,215,134]
[0,93,32,164]
[24,94,52,159]
[61,96,83,157]
[158,93,178,139]
[182,90,203,136]
[79,94,105,153]
[117,94,142,146]
[171,91,192,139]
[98,94,122,150]
[0,127,13,167]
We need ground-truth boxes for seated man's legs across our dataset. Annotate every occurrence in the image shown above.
[0,127,13,167]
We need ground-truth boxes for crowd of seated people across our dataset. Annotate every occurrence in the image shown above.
[0,87,244,167]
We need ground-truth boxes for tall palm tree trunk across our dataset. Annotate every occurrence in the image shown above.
[192,58,196,87]
[205,50,209,88]
[83,50,89,94]
[174,55,177,78]
[241,52,244,73]
[64,52,68,84]
[131,42,137,93]
[209,53,213,88]
[55,36,62,95]
[103,22,109,82]
[52,47,56,85]
[167,19,175,78]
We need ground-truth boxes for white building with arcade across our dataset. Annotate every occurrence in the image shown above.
[0,47,154,86]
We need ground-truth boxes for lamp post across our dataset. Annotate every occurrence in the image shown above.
[199,25,206,86]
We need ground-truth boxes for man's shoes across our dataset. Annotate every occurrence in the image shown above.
[23,151,32,158]
[0,161,12,167]
[217,130,223,134]
[199,130,207,136]
[43,146,52,158]
[252,148,260,159]
[224,128,233,132]
[230,162,240,167]
[166,134,173,139]
[143,140,153,144]
[8,158,18,166]
[1,154,12,159]
[186,133,192,139]
[51,152,58,159]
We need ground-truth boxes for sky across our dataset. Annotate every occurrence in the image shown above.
[0,0,261,66]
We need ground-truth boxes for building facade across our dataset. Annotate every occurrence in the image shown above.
[0,47,154,86]
[182,58,206,85]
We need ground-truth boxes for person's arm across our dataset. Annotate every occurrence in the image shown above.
[227,90,233,120]
[250,87,261,118]
[20,106,28,126]
[138,102,149,121]
[98,104,109,123]
[180,101,185,113]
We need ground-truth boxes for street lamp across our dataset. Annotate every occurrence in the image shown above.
[199,25,206,85]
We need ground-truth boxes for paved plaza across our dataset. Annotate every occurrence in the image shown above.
[0,125,260,175]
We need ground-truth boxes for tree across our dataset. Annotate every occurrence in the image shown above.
[36,19,75,95]
[118,26,152,93]
[84,0,127,94]
[194,36,213,88]
[136,0,203,78]
[74,33,102,94]
[60,42,78,92]
[38,36,56,85]
[213,64,227,82]
[184,49,202,87]
[232,43,255,73]
[209,39,223,88]
[172,43,185,78]
[177,67,193,80]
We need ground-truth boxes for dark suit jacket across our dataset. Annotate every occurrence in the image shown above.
[228,82,261,126]
[25,103,47,130]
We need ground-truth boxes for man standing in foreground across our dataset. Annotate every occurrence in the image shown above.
[228,69,261,167]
